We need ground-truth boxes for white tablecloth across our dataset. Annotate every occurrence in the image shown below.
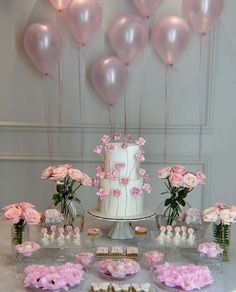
[0,215,236,292]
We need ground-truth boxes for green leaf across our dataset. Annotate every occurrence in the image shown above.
[73,197,81,204]
[160,191,169,195]
[164,198,172,206]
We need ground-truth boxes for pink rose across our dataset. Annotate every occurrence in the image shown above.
[2,203,19,211]
[219,209,236,225]
[23,208,41,225]
[170,165,187,175]
[196,171,206,185]
[19,202,36,210]
[80,173,92,186]
[214,202,228,210]
[41,166,54,179]
[4,206,22,224]
[51,166,68,181]
[169,173,184,187]
[158,167,171,179]
[68,168,83,181]
[58,164,72,169]
[183,173,199,188]
[202,207,219,223]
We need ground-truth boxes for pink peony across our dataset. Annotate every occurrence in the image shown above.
[202,207,219,223]
[68,168,83,181]
[96,188,109,200]
[23,208,41,225]
[196,171,206,185]
[158,167,171,179]
[169,173,184,187]
[94,145,103,154]
[101,135,110,144]
[4,206,22,224]
[183,173,199,188]
[41,166,54,179]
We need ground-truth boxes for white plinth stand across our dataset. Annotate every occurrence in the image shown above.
[88,209,155,240]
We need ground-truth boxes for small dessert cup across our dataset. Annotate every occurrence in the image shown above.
[134,226,148,248]
[87,228,102,248]
[76,252,95,271]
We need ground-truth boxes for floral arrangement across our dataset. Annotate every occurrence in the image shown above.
[41,164,92,225]
[179,208,202,225]
[99,258,140,279]
[202,202,236,225]
[198,242,224,258]
[94,133,152,200]
[2,202,41,246]
[154,263,213,291]
[41,209,64,224]
[16,241,40,256]
[157,165,206,225]
[24,263,84,290]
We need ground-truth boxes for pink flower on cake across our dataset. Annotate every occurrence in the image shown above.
[134,151,145,162]
[41,166,54,179]
[120,177,129,185]
[143,183,152,194]
[170,165,187,175]
[196,171,206,185]
[96,188,109,200]
[144,174,151,183]
[94,145,103,154]
[135,137,146,145]
[120,142,128,149]
[112,188,122,197]
[113,132,121,141]
[101,135,110,144]
[202,207,219,222]
[158,167,171,179]
[105,144,115,152]
[68,168,83,181]
[183,173,198,188]
[96,166,105,179]
[169,173,184,187]
[138,168,146,176]
[124,134,132,142]
[130,187,143,196]
[116,163,126,171]
[106,170,118,180]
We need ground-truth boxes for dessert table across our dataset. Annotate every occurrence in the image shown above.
[0,215,235,292]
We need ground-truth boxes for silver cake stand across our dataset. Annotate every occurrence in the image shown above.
[88,208,156,240]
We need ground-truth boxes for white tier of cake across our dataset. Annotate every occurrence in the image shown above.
[99,178,144,217]
[98,142,144,217]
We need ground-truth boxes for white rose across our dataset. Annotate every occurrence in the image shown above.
[183,173,198,188]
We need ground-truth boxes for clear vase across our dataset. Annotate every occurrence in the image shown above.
[213,223,231,262]
[155,199,191,229]
[54,199,84,231]
[11,222,29,259]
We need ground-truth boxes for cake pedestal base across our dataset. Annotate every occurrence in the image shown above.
[88,209,156,240]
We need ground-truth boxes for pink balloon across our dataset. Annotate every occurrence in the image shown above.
[66,0,102,45]
[24,22,63,75]
[151,16,191,66]
[49,0,71,12]
[91,56,128,105]
[109,15,148,65]
[183,0,224,35]
[132,0,163,19]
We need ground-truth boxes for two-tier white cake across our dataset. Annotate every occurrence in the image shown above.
[94,133,151,218]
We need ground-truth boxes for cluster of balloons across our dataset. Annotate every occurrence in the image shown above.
[23,0,224,104]
[24,0,102,75]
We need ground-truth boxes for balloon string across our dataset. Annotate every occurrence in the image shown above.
[124,87,127,136]
[42,75,54,164]
[164,64,171,160]
[199,35,205,159]
[57,56,63,146]
[108,105,113,136]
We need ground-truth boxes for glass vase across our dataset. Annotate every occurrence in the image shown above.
[213,223,231,262]
[54,199,84,231]
[11,222,29,259]
[155,199,191,229]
